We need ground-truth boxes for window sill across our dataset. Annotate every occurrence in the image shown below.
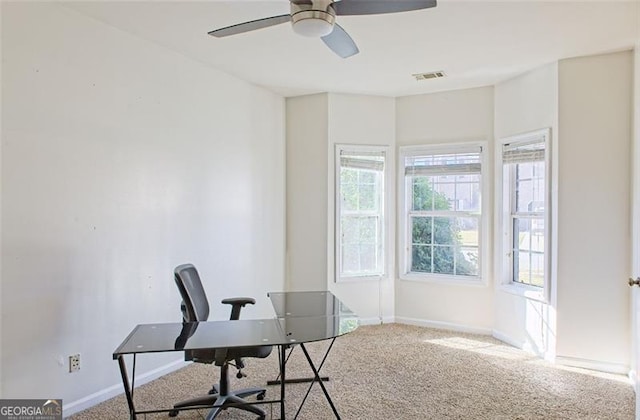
[400,273,486,287]
[499,282,548,303]
[336,274,386,283]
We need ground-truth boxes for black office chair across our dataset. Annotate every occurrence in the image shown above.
[170,263,272,420]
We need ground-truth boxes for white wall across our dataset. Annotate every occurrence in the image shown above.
[632,45,640,394]
[395,87,495,332]
[1,2,285,410]
[327,94,396,323]
[556,51,632,371]
[285,55,633,373]
[286,93,396,321]
[286,94,329,292]
[0,1,3,397]
[493,63,559,357]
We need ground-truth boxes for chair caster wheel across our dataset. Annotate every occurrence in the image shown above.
[208,386,218,395]
[257,391,266,400]
[168,409,178,417]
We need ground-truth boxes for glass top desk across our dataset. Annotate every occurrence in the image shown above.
[113,291,358,420]
[268,291,356,319]
[266,291,357,419]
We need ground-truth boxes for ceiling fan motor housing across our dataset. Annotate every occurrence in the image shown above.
[291,0,336,37]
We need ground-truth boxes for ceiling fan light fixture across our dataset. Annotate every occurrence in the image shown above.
[291,10,335,37]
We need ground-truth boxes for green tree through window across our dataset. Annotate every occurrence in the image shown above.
[410,178,477,276]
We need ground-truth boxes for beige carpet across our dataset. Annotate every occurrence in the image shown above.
[70,324,635,419]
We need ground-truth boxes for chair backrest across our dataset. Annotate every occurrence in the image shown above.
[174,263,210,322]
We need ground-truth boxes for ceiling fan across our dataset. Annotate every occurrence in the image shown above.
[208,0,437,59]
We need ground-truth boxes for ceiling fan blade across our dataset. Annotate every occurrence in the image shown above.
[321,24,359,58]
[208,14,291,38]
[332,0,437,16]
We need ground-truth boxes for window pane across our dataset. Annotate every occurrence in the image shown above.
[340,168,359,211]
[454,175,481,212]
[457,247,479,276]
[516,178,533,213]
[342,245,359,273]
[359,217,377,243]
[513,218,530,251]
[412,217,432,245]
[341,167,358,183]
[433,246,454,275]
[342,217,380,273]
[341,217,379,274]
[359,244,376,272]
[342,216,359,245]
[531,218,545,253]
[530,252,545,287]
[360,170,376,184]
[341,168,381,212]
[433,217,457,245]
[458,217,479,247]
[359,183,377,211]
[518,162,533,179]
[411,245,432,272]
[516,250,530,284]
[433,176,455,210]
[512,216,545,286]
[516,162,545,213]
[412,177,433,211]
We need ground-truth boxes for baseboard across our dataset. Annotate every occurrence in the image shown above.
[358,316,395,326]
[63,358,188,417]
[555,355,630,376]
[628,369,637,393]
[491,329,541,353]
[395,316,492,335]
[493,329,560,363]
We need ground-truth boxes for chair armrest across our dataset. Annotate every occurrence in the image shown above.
[221,297,256,320]
[221,297,256,306]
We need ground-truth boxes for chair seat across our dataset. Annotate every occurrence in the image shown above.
[187,345,272,365]
[225,345,273,362]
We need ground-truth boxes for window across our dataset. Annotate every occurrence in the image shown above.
[335,145,386,281]
[399,143,485,282]
[500,129,551,297]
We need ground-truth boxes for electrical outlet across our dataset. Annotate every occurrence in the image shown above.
[69,354,80,373]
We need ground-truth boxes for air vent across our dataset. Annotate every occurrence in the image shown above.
[412,71,446,81]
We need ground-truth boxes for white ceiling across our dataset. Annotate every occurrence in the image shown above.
[64,0,639,97]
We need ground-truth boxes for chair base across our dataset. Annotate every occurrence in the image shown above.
[169,386,267,420]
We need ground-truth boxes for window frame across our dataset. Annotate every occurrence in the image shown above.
[398,141,489,285]
[334,144,389,283]
[497,128,552,302]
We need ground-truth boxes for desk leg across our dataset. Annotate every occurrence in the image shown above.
[280,345,286,420]
[296,341,341,420]
[117,355,136,420]
[267,346,329,386]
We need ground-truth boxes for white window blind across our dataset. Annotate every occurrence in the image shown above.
[503,139,545,164]
[340,150,385,172]
[404,149,482,177]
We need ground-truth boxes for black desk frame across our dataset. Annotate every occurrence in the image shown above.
[115,345,287,419]
[113,291,356,420]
